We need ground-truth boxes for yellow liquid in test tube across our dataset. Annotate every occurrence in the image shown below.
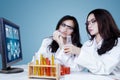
[51,54,56,76]
[34,59,39,75]
[40,54,44,76]
[51,54,54,65]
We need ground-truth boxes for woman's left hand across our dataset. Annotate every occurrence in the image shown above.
[64,44,81,55]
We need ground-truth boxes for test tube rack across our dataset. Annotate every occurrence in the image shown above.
[28,62,60,80]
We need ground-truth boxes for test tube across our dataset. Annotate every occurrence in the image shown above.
[33,53,39,75]
[51,54,56,76]
[40,54,44,76]
[66,35,72,44]
[46,58,50,76]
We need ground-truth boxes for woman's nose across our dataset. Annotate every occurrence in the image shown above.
[63,27,68,32]
[88,24,92,28]
[61,25,67,31]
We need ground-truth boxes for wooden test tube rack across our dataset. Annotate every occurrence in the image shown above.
[28,62,60,80]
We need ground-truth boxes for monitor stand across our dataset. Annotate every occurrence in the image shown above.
[0,66,24,74]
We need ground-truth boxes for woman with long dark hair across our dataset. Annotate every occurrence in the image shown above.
[64,9,120,75]
[34,15,83,71]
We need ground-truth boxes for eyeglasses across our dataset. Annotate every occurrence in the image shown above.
[61,23,74,30]
[85,18,97,26]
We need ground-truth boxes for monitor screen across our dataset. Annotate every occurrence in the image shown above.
[0,18,23,73]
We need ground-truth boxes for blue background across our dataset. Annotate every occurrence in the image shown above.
[0,0,120,68]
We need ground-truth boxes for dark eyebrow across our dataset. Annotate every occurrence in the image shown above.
[62,23,74,29]
[88,18,96,22]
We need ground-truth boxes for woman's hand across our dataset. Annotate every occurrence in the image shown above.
[64,44,80,55]
[53,30,64,49]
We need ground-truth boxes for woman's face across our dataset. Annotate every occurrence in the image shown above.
[59,20,74,38]
[87,13,99,36]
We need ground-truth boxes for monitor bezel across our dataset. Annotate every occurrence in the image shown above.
[0,18,22,70]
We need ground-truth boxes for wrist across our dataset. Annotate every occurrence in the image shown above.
[59,44,64,50]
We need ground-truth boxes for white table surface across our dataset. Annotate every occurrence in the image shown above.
[0,65,120,80]
[64,71,120,80]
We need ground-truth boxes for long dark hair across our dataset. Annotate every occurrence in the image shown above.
[49,15,82,53]
[86,9,120,55]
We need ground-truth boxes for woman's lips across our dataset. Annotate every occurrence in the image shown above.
[88,29,93,32]
[60,32,67,37]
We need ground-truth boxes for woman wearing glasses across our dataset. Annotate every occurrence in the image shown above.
[33,15,83,71]
[64,9,120,75]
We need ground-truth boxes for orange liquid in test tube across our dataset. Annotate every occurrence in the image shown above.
[46,58,50,76]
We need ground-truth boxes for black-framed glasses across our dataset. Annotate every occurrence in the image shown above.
[61,23,74,30]
[85,18,97,26]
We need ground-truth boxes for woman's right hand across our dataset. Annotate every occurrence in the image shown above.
[64,44,81,55]
[53,30,64,49]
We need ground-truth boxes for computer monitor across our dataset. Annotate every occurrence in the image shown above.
[0,18,23,73]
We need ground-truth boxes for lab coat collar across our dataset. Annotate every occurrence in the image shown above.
[93,38,103,50]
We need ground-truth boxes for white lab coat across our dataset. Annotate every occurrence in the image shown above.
[34,37,84,72]
[74,38,120,75]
